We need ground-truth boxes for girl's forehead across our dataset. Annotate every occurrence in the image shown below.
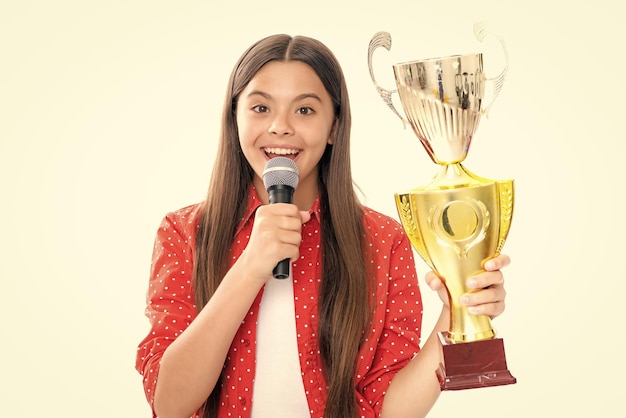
[250,61,321,85]
[241,61,330,100]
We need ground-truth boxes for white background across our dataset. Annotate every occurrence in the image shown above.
[1,1,623,416]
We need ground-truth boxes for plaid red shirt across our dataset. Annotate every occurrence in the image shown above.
[136,188,423,417]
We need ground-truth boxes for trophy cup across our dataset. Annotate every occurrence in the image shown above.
[367,23,516,390]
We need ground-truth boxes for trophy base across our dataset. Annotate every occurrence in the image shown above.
[436,332,516,391]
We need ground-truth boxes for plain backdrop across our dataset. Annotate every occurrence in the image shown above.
[1,1,623,416]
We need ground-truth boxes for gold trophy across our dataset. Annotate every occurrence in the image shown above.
[367,23,516,390]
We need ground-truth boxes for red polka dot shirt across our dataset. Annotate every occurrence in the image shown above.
[136,188,423,417]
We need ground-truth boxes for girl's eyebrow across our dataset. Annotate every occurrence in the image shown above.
[294,93,323,102]
[246,90,271,99]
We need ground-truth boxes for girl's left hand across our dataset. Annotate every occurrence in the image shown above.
[424,254,510,319]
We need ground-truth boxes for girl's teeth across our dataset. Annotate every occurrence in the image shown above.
[264,148,298,155]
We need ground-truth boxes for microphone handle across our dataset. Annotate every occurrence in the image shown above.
[273,259,290,279]
[268,184,295,279]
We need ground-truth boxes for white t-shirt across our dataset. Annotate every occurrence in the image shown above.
[251,274,310,417]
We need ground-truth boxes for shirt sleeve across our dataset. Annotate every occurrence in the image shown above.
[356,229,423,417]
[135,210,199,416]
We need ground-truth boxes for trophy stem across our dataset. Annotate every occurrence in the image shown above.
[441,263,496,343]
[420,163,492,191]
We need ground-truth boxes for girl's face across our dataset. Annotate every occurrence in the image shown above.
[236,60,336,208]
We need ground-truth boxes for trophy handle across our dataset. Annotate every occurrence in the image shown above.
[473,22,509,117]
[367,31,408,126]
[495,180,514,254]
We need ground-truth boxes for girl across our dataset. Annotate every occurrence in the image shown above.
[136,34,509,418]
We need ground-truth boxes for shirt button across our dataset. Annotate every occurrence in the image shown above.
[239,397,247,406]
[242,339,250,347]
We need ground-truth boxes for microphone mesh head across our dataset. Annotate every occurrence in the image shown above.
[262,157,299,190]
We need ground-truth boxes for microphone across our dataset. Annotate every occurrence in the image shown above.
[262,157,300,279]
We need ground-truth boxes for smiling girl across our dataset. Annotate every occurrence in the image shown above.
[136,34,509,418]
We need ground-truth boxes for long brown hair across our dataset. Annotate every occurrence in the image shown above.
[193,34,372,418]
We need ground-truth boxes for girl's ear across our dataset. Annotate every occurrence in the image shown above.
[328,119,337,144]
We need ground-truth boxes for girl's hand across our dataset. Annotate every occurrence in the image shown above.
[424,254,510,319]
[238,203,310,280]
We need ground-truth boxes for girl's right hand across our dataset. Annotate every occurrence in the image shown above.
[238,203,310,280]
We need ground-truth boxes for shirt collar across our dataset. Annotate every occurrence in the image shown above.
[235,185,321,236]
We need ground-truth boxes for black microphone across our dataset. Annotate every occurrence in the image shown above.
[262,157,300,279]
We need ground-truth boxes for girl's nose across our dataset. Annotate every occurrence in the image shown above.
[268,112,294,136]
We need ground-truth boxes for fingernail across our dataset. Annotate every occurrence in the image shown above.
[460,295,470,305]
[467,306,479,315]
[466,278,477,289]
[484,260,495,270]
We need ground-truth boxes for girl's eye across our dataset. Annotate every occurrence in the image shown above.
[252,105,269,113]
[297,107,314,115]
